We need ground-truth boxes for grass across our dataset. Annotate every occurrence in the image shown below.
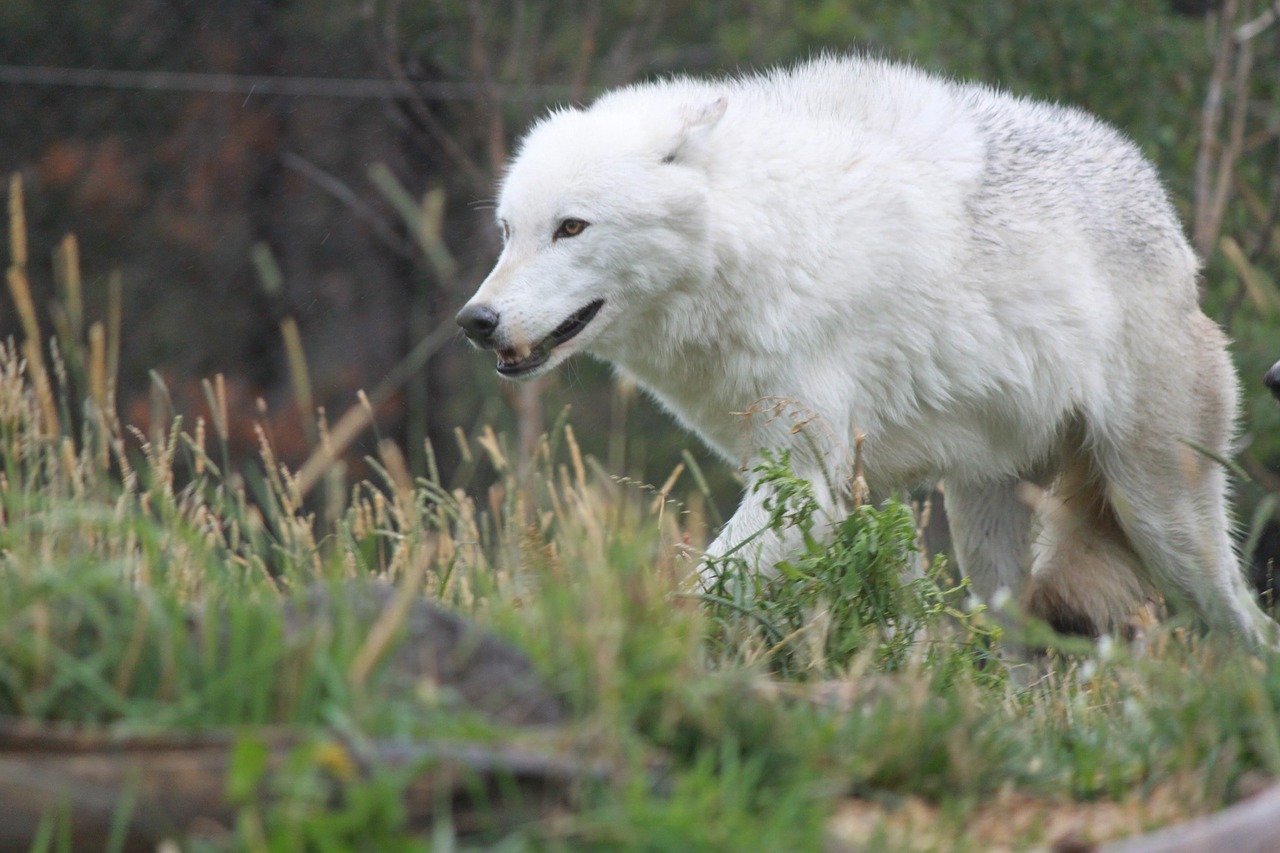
[5,181,1280,851]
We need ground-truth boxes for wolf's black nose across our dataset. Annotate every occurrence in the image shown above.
[456,304,500,343]
[1266,360,1280,401]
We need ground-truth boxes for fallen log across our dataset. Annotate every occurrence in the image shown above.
[1085,778,1280,850]
[0,719,615,851]
[1086,783,1280,853]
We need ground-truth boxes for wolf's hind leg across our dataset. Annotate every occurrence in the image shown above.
[1086,315,1279,650]
[1022,451,1148,638]
[1093,438,1278,649]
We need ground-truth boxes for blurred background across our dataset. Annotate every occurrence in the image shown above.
[2,0,1279,568]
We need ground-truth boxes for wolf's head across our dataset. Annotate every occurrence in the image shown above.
[456,92,727,379]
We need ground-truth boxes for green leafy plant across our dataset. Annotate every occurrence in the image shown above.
[700,450,1000,682]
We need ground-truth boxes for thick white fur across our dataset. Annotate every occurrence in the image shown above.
[460,55,1278,648]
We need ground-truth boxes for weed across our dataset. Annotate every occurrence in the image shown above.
[700,450,1000,683]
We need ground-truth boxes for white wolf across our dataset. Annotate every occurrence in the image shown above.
[457,55,1278,648]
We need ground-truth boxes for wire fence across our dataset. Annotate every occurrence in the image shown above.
[0,64,573,103]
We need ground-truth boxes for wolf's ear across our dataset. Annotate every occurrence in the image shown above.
[662,96,727,165]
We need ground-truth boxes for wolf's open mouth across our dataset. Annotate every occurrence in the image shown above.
[496,299,604,377]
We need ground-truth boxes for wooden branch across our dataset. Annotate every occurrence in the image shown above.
[291,320,457,497]
[1093,784,1280,853]
[1236,0,1280,40]
[465,0,508,172]
[1202,15,1255,257]
[280,151,418,260]
[1193,0,1240,258]
[0,721,615,851]
[569,3,601,104]
[378,0,487,184]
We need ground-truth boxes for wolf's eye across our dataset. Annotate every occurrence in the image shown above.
[554,218,589,240]
[499,219,510,241]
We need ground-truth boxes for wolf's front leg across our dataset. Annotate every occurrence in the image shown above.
[696,468,843,591]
